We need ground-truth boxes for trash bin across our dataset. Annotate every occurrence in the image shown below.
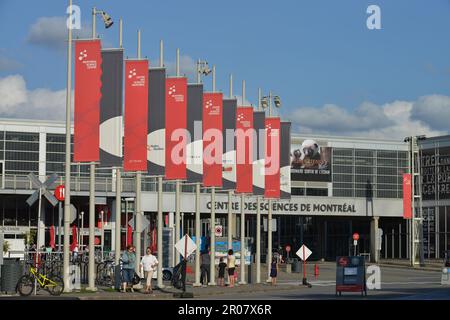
[292,259,300,273]
[1,258,23,294]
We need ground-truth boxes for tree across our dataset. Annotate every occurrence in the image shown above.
[3,240,10,254]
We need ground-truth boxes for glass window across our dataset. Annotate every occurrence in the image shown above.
[355,150,374,157]
[4,196,16,226]
[5,132,39,142]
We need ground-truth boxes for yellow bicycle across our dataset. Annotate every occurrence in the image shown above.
[17,266,64,296]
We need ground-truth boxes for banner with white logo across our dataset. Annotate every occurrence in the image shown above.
[73,39,102,162]
[124,59,148,172]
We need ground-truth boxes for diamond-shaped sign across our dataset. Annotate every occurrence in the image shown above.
[128,216,150,233]
[296,244,312,261]
[175,235,197,259]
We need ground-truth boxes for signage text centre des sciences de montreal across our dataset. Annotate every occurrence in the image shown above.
[205,201,356,213]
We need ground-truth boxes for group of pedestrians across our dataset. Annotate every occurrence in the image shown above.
[120,245,158,294]
[201,248,236,287]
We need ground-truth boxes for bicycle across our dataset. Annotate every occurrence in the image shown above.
[16,266,64,296]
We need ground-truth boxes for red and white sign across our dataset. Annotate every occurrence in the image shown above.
[265,117,280,198]
[165,77,187,180]
[54,185,65,201]
[73,39,102,162]
[214,225,223,237]
[203,93,223,187]
[124,59,149,172]
[403,173,412,219]
[352,233,360,241]
[296,244,312,261]
[236,107,254,194]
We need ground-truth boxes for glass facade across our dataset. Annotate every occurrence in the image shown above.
[332,148,408,199]
[0,131,39,175]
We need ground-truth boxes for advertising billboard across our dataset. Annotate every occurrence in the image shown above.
[291,139,332,182]
[421,146,450,201]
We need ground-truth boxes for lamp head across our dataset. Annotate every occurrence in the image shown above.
[101,11,114,29]
[260,97,268,109]
[273,95,281,108]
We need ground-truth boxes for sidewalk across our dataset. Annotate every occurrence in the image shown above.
[378,259,444,272]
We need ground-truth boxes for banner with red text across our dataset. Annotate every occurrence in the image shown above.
[236,107,254,194]
[403,173,412,219]
[265,117,280,199]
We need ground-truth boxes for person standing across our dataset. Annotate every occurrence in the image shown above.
[121,245,136,293]
[270,257,278,285]
[227,249,236,288]
[200,246,211,287]
[218,257,227,287]
[140,247,158,294]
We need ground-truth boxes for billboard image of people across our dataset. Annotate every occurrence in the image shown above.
[291,139,332,182]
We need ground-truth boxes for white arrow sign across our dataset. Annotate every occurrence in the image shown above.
[128,216,151,233]
[175,234,197,259]
[296,244,312,261]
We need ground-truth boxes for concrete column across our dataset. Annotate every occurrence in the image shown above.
[370,216,379,263]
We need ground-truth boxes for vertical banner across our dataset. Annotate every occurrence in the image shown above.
[403,173,412,219]
[280,122,292,199]
[73,39,102,162]
[265,117,280,199]
[186,84,203,183]
[147,68,166,176]
[203,92,223,187]
[236,107,254,194]
[99,49,123,167]
[222,99,237,190]
[124,59,148,172]
[252,111,265,196]
[165,77,188,180]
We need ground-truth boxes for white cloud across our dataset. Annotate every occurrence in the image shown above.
[410,94,450,131]
[27,16,91,51]
[155,55,197,80]
[0,74,67,120]
[289,97,449,140]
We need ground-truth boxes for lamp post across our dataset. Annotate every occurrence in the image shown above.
[260,91,281,281]
[193,59,211,287]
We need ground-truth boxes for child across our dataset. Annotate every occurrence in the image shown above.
[218,257,227,286]
[270,257,278,285]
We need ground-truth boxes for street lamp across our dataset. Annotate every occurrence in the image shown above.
[261,92,282,116]
[197,60,211,83]
[92,7,114,37]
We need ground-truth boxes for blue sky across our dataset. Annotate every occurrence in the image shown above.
[0,0,449,139]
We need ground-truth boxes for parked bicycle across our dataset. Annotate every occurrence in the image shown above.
[16,266,64,296]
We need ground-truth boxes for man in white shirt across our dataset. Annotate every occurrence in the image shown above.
[140,247,158,294]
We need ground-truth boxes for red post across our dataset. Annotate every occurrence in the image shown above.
[303,246,307,280]
[314,264,319,278]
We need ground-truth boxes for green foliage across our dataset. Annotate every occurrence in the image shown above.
[3,240,10,253]
[24,229,37,246]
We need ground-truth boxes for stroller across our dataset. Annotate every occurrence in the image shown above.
[171,260,186,290]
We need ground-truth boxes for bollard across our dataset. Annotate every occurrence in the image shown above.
[314,264,319,279]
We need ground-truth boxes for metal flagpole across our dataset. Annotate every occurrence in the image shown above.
[114,168,121,289]
[63,0,73,292]
[239,80,246,285]
[86,13,97,291]
[227,74,233,252]
[194,183,201,286]
[267,92,273,281]
[134,29,143,275]
[156,41,164,288]
[58,201,62,252]
[35,188,42,295]
[256,87,262,284]
[175,48,181,266]
[208,65,217,286]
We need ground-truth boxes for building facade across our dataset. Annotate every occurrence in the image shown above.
[2,118,447,263]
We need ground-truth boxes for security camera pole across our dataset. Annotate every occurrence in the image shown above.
[63,0,73,292]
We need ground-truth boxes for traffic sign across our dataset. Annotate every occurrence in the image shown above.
[54,185,65,201]
[353,240,358,246]
[353,233,360,241]
[26,173,59,207]
[285,245,291,253]
[296,244,312,261]
[214,225,223,237]
[128,216,151,233]
[175,234,197,259]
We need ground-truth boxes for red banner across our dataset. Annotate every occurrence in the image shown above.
[124,59,149,172]
[265,117,280,199]
[165,77,187,180]
[403,173,412,219]
[203,93,223,187]
[73,40,102,162]
[236,107,254,194]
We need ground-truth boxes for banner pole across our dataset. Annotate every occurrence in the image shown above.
[175,180,181,265]
[135,172,142,273]
[63,0,73,293]
[157,176,164,288]
[209,187,216,285]
[239,193,246,284]
[228,191,233,250]
[193,182,201,286]
[267,199,272,282]
[114,168,121,290]
[87,162,97,291]
[256,87,262,284]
